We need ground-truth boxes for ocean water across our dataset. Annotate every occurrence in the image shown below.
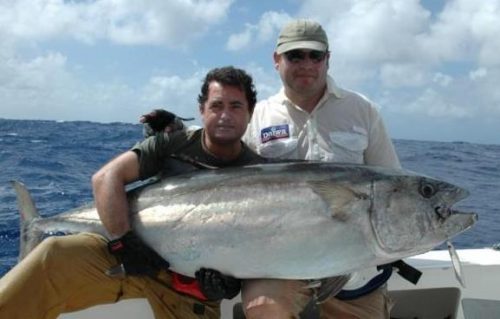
[0,118,499,277]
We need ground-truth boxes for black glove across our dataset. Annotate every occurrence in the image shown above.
[195,268,241,301]
[140,109,194,138]
[108,231,170,276]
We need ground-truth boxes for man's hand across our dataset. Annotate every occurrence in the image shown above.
[195,268,241,300]
[107,231,170,276]
[140,109,194,138]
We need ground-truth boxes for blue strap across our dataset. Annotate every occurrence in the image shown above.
[335,265,393,300]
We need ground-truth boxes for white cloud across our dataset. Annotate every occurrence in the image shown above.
[468,67,500,115]
[0,51,76,118]
[433,73,453,87]
[0,49,210,123]
[469,68,487,81]
[0,0,236,123]
[405,88,470,118]
[226,11,291,51]
[0,51,135,122]
[140,71,208,119]
[1,0,500,145]
[471,1,500,68]
[298,0,431,63]
[379,63,428,88]
[289,0,500,122]
[226,28,253,51]
[430,0,500,67]
[293,0,500,72]
[0,0,234,46]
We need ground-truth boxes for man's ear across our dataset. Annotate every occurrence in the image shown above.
[273,52,280,70]
[199,104,206,125]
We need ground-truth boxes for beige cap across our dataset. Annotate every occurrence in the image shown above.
[276,19,328,54]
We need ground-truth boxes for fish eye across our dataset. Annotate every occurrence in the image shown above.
[419,183,436,198]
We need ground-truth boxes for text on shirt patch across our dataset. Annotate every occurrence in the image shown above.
[260,124,290,143]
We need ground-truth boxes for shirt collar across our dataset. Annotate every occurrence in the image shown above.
[326,75,343,98]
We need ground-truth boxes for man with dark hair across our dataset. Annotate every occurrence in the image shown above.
[197,66,258,109]
[0,66,263,319]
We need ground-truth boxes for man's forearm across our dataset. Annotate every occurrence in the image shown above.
[93,173,131,238]
[92,151,140,239]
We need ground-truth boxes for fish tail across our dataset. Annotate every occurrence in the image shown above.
[11,180,41,260]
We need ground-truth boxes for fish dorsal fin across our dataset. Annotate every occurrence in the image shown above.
[11,180,39,221]
[308,181,368,220]
[11,180,41,261]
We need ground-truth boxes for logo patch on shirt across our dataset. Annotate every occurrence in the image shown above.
[260,125,290,143]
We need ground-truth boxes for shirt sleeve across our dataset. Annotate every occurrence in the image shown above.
[131,133,173,179]
[365,107,401,169]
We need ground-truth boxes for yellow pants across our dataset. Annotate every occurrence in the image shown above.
[0,233,219,319]
[242,279,392,319]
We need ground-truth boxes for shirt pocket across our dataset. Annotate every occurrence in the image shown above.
[258,138,299,159]
[329,131,368,164]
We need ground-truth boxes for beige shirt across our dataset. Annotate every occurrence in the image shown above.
[244,76,401,169]
[244,76,401,290]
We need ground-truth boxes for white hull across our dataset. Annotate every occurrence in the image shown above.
[59,248,500,319]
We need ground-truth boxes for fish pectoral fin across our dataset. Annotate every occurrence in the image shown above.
[309,181,366,220]
[313,274,351,304]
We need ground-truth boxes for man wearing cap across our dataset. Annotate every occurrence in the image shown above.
[241,19,400,319]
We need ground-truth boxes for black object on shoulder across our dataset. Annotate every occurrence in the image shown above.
[143,109,194,138]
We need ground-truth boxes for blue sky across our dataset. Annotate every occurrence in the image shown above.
[1,0,499,144]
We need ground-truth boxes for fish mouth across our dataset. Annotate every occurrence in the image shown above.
[435,207,468,220]
[435,184,470,219]
[443,208,478,222]
[440,209,478,235]
[434,184,478,238]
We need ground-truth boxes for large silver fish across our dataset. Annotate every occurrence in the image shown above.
[13,161,477,280]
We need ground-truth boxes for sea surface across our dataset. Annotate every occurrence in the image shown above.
[1,118,499,277]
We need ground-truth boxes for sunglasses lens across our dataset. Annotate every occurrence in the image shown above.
[284,50,305,63]
[309,51,326,62]
[284,50,326,63]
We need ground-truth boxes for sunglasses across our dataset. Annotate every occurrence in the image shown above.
[283,50,328,63]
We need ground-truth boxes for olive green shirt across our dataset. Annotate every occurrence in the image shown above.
[132,128,266,180]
